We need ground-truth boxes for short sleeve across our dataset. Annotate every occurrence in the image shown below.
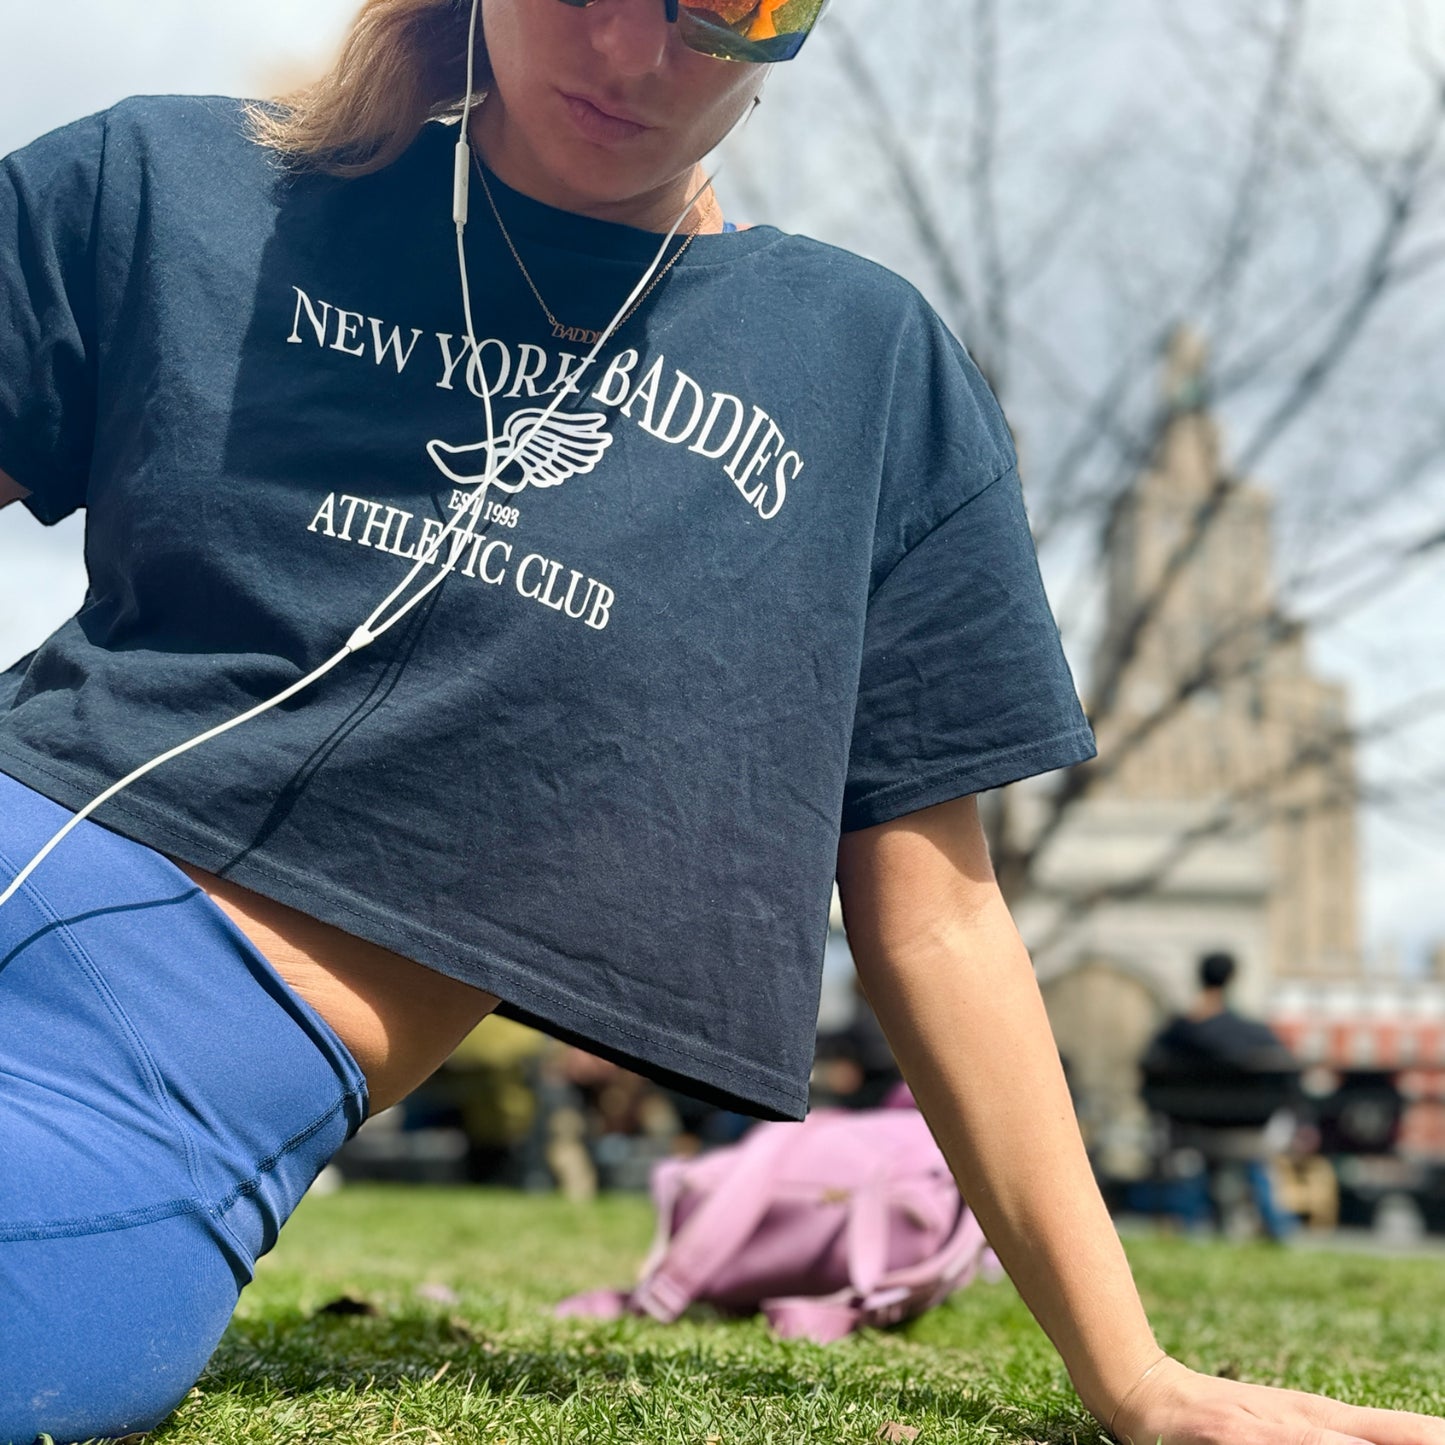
[841,464,1097,831]
[0,112,104,525]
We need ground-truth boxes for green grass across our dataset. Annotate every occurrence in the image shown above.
[138,1186,1445,1444]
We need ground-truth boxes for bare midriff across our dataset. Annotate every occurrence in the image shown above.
[172,860,501,1113]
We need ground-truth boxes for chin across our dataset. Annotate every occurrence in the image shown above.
[545,145,676,213]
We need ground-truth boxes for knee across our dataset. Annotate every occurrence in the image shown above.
[0,1212,241,1444]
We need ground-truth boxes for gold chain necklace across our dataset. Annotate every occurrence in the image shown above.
[473,153,706,346]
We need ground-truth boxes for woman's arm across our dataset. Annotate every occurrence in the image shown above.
[836,795,1445,1445]
[836,794,1160,1422]
[0,469,28,509]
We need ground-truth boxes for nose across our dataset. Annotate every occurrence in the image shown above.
[586,0,674,77]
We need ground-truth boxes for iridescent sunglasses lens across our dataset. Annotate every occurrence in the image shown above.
[677,0,828,62]
[552,0,828,63]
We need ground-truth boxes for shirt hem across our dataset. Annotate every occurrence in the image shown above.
[0,743,809,1122]
[840,725,1097,832]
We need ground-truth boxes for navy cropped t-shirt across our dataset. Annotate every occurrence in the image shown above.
[0,97,1096,1119]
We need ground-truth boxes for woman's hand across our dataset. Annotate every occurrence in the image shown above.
[1108,1355,1445,1445]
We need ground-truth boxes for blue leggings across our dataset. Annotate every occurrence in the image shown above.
[0,771,369,1444]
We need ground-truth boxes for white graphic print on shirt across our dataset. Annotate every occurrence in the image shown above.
[290,284,806,634]
[287,285,802,517]
[426,407,614,493]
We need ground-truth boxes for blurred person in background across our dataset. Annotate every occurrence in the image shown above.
[404,1014,550,1183]
[1141,952,1302,1241]
[1,4,1443,1445]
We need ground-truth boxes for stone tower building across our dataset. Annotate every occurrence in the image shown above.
[1088,329,1360,981]
[1013,329,1362,1171]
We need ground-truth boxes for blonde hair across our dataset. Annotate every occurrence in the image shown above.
[248,0,488,178]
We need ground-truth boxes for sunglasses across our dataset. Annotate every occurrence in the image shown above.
[553,0,830,64]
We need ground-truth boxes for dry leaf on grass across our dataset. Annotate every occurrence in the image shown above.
[877,1423,921,1442]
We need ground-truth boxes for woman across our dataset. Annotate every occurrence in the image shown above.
[0,2,1440,1441]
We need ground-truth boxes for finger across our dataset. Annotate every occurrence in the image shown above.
[1312,1404,1445,1445]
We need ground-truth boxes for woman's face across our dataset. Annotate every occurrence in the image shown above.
[474,0,766,223]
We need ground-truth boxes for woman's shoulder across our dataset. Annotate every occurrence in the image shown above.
[751,229,938,320]
[8,95,263,174]
[729,228,982,381]
[4,95,296,236]
[112,94,263,155]
[758,231,1002,404]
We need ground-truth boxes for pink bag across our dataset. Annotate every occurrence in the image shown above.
[555,1092,1002,1343]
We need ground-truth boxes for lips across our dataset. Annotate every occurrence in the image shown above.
[559,91,651,144]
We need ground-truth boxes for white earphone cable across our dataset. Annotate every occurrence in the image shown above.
[0,648,360,909]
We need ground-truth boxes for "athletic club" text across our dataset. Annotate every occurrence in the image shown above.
[305,491,616,631]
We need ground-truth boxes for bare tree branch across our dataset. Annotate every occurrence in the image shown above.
[825,20,981,354]
[1026,686,1445,959]
[1233,88,1445,477]
[814,6,1445,954]
[968,0,1010,390]
[1053,73,1444,777]
[1202,0,1306,352]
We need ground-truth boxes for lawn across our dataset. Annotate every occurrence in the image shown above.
[138,1185,1445,1444]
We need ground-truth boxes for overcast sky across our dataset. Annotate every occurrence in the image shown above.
[3,2,1443,974]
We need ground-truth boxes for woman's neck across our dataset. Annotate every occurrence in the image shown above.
[467,106,722,235]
